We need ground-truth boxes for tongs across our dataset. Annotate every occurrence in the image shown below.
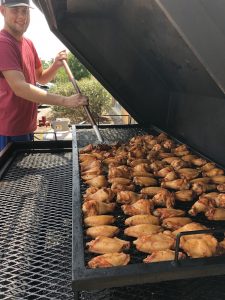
[62,60,104,143]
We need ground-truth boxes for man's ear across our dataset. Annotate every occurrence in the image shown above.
[0,6,5,16]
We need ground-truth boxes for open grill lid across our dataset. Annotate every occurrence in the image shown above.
[34,0,225,166]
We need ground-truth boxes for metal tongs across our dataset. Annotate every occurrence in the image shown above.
[62,60,104,143]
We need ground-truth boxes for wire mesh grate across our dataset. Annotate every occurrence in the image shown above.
[0,152,73,299]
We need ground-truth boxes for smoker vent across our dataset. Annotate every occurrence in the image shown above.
[0,152,73,299]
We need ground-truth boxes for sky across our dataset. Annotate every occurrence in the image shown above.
[0,0,67,61]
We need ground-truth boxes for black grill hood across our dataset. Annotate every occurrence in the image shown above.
[33,0,225,166]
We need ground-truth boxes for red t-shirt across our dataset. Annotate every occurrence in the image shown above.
[0,29,42,136]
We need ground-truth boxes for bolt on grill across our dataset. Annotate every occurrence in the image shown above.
[0,151,73,299]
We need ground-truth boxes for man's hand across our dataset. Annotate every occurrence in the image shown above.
[65,93,89,108]
[53,50,68,68]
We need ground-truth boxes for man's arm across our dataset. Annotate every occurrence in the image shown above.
[36,50,67,85]
[3,69,88,108]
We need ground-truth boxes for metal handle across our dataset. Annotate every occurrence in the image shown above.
[62,60,104,143]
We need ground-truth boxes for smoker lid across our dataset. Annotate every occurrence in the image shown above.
[33,0,225,124]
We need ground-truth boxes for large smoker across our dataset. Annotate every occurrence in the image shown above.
[1,0,225,299]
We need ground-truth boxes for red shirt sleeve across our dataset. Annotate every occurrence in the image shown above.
[0,40,23,73]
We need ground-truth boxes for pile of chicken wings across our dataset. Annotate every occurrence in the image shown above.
[79,133,225,268]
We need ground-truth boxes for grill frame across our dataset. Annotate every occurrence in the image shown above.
[0,140,74,300]
[72,124,225,292]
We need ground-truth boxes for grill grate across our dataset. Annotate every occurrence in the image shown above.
[0,152,73,299]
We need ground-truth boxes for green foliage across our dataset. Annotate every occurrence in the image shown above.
[50,77,112,123]
[53,52,91,84]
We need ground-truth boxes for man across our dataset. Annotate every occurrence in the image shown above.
[0,0,88,150]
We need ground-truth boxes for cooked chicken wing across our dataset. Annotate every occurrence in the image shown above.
[153,208,185,219]
[108,165,132,179]
[162,217,192,230]
[125,214,159,226]
[133,232,175,253]
[152,190,175,208]
[162,139,175,150]
[86,225,119,238]
[124,224,162,238]
[87,236,130,254]
[203,168,224,177]
[109,177,132,185]
[150,161,167,172]
[164,171,178,182]
[116,191,143,204]
[202,192,219,201]
[143,250,186,263]
[172,222,208,241]
[82,200,116,217]
[82,173,102,181]
[175,190,195,202]
[80,159,101,173]
[215,194,225,208]
[128,159,152,167]
[156,166,174,177]
[162,157,178,164]
[188,197,216,216]
[140,187,167,197]
[111,183,135,193]
[205,208,225,220]
[180,235,218,258]
[133,176,158,187]
[191,158,207,167]
[177,168,200,180]
[85,175,108,188]
[201,162,216,172]
[84,215,115,227]
[191,182,216,195]
[217,184,225,193]
[182,154,197,163]
[121,199,154,216]
[79,144,95,154]
[88,252,130,268]
[211,175,225,184]
[170,159,189,170]
[190,177,211,184]
[84,187,115,203]
[133,163,152,173]
[161,179,190,190]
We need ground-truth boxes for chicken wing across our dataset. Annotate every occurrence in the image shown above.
[175,190,195,202]
[188,197,216,216]
[190,177,211,184]
[82,200,116,217]
[87,236,130,254]
[121,199,154,216]
[172,222,208,241]
[109,177,132,185]
[203,168,224,177]
[191,158,207,167]
[156,166,174,178]
[84,187,115,203]
[152,190,175,208]
[177,168,200,180]
[85,175,108,188]
[214,193,225,208]
[170,159,190,170]
[133,232,175,253]
[111,183,135,193]
[162,217,192,230]
[124,224,162,238]
[164,171,178,182]
[217,184,225,193]
[133,176,158,187]
[161,179,190,190]
[125,214,160,226]
[180,235,218,258]
[116,191,143,204]
[143,249,186,263]
[211,175,225,184]
[86,225,119,238]
[153,208,185,219]
[108,165,132,179]
[201,162,216,172]
[191,182,217,195]
[140,187,167,197]
[88,253,130,268]
[128,159,152,167]
[84,215,115,227]
[205,208,225,220]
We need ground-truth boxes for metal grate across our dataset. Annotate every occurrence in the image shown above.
[0,152,73,299]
